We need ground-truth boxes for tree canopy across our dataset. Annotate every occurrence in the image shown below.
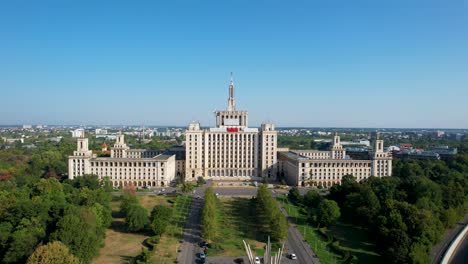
[27,241,80,264]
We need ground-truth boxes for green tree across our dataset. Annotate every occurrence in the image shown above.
[202,187,218,241]
[288,187,301,205]
[180,182,195,194]
[50,208,101,264]
[101,177,114,192]
[27,241,80,264]
[120,193,139,217]
[126,204,149,232]
[343,186,380,225]
[316,199,340,228]
[0,222,13,253]
[2,222,45,264]
[256,185,288,241]
[303,190,321,208]
[150,205,173,236]
[196,176,206,186]
[69,174,101,190]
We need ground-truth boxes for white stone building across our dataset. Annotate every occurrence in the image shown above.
[68,75,393,188]
[68,133,176,187]
[185,77,277,181]
[278,133,392,187]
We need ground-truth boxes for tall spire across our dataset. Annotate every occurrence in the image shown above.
[227,72,236,111]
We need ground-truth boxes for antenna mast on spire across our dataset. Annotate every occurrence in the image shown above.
[227,72,236,111]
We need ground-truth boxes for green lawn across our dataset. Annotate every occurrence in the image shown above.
[278,195,380,264]
[207,198,266,257]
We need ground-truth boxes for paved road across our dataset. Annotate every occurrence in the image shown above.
[177,196,203,264]
[279,205,321,264]
[207,255,300,264]
[450,230,468,264]
[138,185,319,263]
[177,184,209,264]
[431,215,468,264]
[213,187,258,197]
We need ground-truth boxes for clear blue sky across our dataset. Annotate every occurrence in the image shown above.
[1,0,466,128]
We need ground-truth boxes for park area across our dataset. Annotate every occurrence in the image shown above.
[206,198,267,257]
[93,194,192,264]
[277,195,380,264]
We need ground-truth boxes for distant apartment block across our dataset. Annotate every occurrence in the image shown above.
[71,128,85,138]
[95,128,108,135]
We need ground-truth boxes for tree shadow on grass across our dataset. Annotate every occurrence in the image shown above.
[227,198,264,242]
[111,219,128,233]
[118,255,135,264]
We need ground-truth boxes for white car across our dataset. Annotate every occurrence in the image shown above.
[254,257,261,264]
[289,253,297,260]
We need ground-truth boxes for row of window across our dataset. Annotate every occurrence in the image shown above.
[301,162,371,168]
[89,161,165,167]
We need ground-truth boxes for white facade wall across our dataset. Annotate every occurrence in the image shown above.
[185,78,277,181]
[279,135,392,187]
[68,135,176,187]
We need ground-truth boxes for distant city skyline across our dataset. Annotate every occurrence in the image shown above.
[1,1,467,128]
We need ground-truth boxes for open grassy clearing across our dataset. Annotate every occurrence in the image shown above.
[207,198,266,257]
[278,195,380,264]
[94,195,192,264]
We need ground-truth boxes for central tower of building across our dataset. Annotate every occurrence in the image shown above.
[185,75,277,181]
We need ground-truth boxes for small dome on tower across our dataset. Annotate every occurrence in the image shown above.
[102,143,107,148]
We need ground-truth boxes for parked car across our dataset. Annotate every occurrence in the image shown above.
[254,257,261,264]
[288,253,297,260]
[199,241,209,247]
[199,253,206,259]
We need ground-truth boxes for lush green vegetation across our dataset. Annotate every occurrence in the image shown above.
[27,241,80,264]
[202,187,218,241]
[0,175,112,264]
[281,153,467,264]
[203,187,288,257]
[150,205,173,237]
[278,196,361,264]
[328,155,467,264]
[207,198,266,257]
[255,185,288,242]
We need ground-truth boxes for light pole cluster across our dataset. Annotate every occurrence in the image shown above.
[244,237,284,264]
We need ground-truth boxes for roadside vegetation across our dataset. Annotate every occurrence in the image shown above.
[202,187,218,240]
[202,185,288,257]
[280,153,468,264]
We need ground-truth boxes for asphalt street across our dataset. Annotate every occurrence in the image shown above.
[280,205,321,264]
[177,185,208,264]
[431,215,468,264]
[450,230,468,264]
[119,185,320,263]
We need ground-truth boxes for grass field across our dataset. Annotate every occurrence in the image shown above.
[93,194,192,264]
[278,195,380,264]
[207,198,266,257]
